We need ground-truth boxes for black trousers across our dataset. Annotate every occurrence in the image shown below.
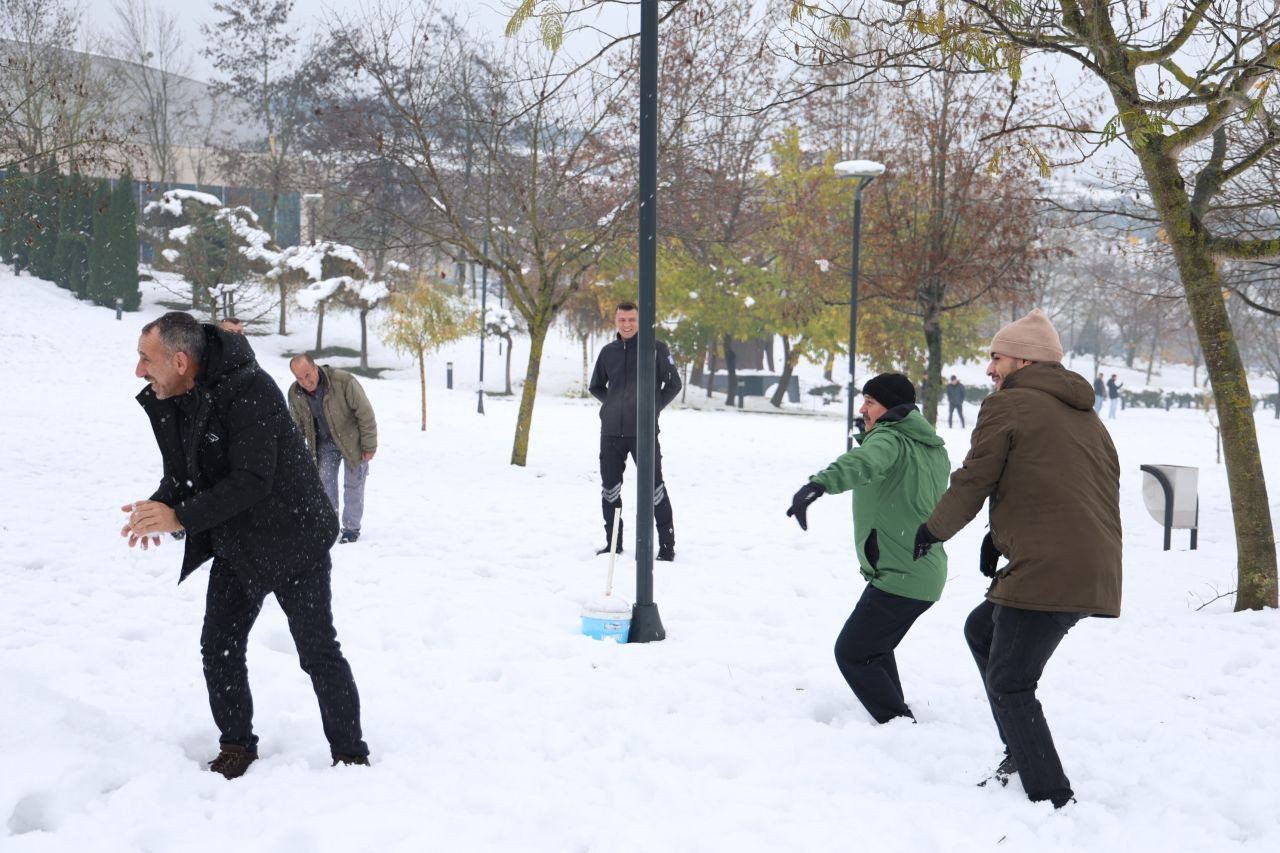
[948,401,965,428]
[599,434,674,536]
[201,558,368,757]
[834,583,933,724]
[964,599,1082,806]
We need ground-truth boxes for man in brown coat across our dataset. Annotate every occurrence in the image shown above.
[288,356,378,543]
[913,308,1121,809]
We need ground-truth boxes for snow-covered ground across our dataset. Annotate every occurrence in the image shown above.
[2,271,1279,852]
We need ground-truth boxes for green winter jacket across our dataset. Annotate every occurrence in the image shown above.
[810,406,950,602]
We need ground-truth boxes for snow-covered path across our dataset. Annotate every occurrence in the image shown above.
[2,273,1278,851]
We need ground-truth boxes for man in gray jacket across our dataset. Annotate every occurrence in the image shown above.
[288,355,378,543]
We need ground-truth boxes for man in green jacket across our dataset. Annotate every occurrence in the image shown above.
[913,308,1121,809]
[288,355,378,544]
[787,373,950,724]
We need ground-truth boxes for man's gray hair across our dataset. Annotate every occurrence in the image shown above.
[142,312,206,364]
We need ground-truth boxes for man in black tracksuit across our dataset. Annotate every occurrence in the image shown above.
[124,312,369,779]
[588,301,681,561]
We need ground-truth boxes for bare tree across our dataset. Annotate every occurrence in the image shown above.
[110,0,195,187]
[320,3,639,466]
[784,0,1279,610]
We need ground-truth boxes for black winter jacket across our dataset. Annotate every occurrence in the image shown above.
[138,326,339,597]
[589,335,681,437]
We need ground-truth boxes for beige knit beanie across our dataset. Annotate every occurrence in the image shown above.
[990,308,1063,362]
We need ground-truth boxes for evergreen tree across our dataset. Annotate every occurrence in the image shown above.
[53,173,78,291]
[29,162,61,282]
[10,172,37,273]
[0,168,14,266]
[110,175,141,310]
[86,179,113,306]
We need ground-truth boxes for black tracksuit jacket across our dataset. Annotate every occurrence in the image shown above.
[588,334,681,437]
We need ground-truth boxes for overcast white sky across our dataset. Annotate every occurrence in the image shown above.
[81,0,524,82]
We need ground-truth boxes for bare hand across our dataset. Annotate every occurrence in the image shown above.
[121,501,180,550]
[362,451,375,462]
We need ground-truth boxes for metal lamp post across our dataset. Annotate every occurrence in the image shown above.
[834,159,885,451]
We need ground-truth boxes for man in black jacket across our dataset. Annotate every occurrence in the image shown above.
[122,312,369,779]
[588,301,681,560]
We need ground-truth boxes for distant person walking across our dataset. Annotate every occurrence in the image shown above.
[787,373,950,724]
[946,376,966,428]
[1093,374,1105,413]
[123,312,369,778]
[589,301,682,560]
[1107,374,1123,420]
[219,317,246,335]
[288,355,378,544]
[912,309,1121,809]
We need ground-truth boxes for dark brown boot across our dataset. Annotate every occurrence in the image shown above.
[332,753,371,767]
[208,744,258,779]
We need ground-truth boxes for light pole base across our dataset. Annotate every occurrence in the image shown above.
[477,389,485,414]
[628,602,665,643]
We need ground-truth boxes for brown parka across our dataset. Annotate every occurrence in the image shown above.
[925,362,1122,616]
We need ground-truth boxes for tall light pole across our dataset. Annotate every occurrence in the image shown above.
[834,159,885,451]
[478,228,489,415]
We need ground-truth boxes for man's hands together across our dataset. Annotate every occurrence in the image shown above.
[120,500,182,550]
[786,482,826,531]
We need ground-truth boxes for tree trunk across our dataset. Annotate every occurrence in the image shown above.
[689,342,705,387]
[770,334,794,408]
[504,333,514,395]
[706,349,718,398]
[360,308,369,370]
[510,318,550,466]
[823,354,834,383]
[922,300,943,425]
[1142,154,1277,610]
[315,301,325,353]
[723,334,738,407]
[581,334,589,397]
[765,334,775,372]
[278,279,288,335]
[1145,314,1160,384]
[418,348,427,431]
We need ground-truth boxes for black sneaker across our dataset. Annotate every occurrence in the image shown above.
[208,744,258,779]
[596,541,622,555]
[332,754,371,767]
[339,530,360,544]
[656,545,675,562]
[978,753,1017,788]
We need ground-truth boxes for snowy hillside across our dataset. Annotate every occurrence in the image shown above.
[1,271,1278,852]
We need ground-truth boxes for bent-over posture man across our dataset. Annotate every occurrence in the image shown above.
[914,308,1121,809]
[589,301,682,560]
[123,312,369,778]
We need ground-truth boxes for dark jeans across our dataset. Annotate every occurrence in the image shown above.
[599,435,674,538]
[964,599,1082,806]
[948,402,965,428]
[201,558,368,757]
[834,583,933,724]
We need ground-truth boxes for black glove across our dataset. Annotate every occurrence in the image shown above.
[786,482,826,531]
[980,533,1001,578]
[913,523,942,560]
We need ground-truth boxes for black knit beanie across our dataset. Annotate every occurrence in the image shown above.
[861,373,916,410]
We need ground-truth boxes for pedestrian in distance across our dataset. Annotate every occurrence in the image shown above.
[589,301,682,561]
[787,373,950,724]
[122,312,370,779]
[912,308,1121,809]
[1092,373,1105,413]
[1107,374,1123,420]
[946,375,967,428]
[288,355,378,544]
[219,317,246,335]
